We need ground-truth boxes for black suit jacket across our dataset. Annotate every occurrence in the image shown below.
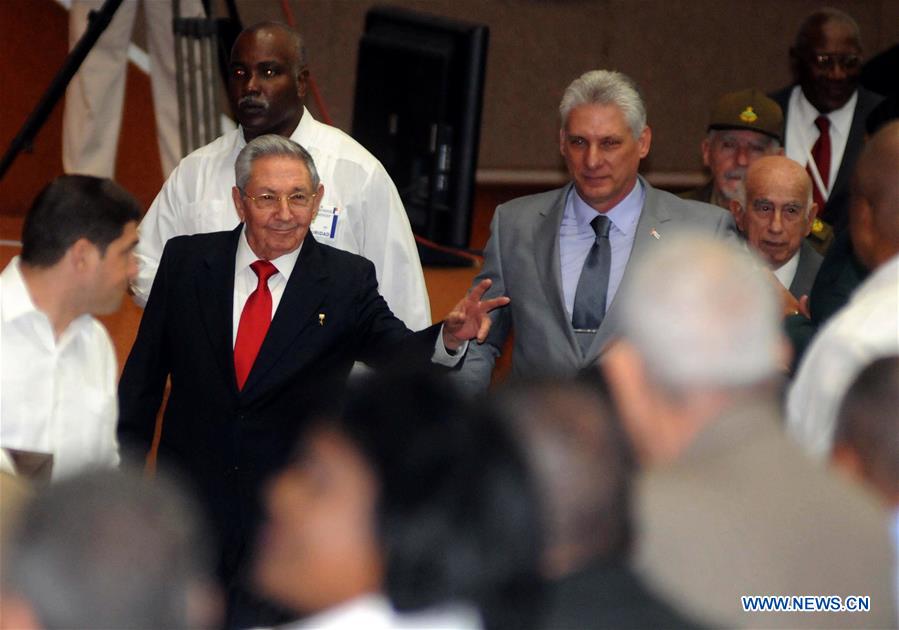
[788,239,824,299]
[118,227,439,582]
[771,86,883,235]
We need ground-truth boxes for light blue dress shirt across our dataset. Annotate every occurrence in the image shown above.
[559,180,644,319]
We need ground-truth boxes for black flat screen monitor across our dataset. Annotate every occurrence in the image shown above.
[352,6,489,250]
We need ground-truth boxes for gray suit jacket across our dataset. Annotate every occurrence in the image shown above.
[634,399,897,628]
[455,178,736,392]
[788,239,824,299]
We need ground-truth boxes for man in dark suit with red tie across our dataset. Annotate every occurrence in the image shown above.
[771,8,883,243]
[117,134,506,628]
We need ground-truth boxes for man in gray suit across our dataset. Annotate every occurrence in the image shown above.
[455,70,735,392]
[730,156,823,303]
[602,234,896,628]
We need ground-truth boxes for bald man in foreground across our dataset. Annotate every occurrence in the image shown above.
[730,156,823,303]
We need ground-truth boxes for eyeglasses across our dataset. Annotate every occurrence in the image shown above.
[241,190,317,210]
[809,53,861,71]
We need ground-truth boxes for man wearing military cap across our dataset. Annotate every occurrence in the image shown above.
[683,88,784,210]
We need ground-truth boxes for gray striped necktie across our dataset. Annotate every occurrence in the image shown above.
[572,215,612,339]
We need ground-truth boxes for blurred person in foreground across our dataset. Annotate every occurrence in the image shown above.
[601,233,896,628]
[0,467,220,629]
[495,377,699,629]
[0,176,140,482]
[251,369,542,629]
[831,356,899,613]
[682,88,784,210]
[787,120,899,457]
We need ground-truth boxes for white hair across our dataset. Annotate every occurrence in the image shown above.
[235,134,320,190]
[559,70,646,139]
[618,232,782,389]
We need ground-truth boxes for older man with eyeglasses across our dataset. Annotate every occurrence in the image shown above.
[770,7,884,244]
[118,134,507,629]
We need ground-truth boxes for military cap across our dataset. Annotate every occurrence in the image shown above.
[708,88,784,143]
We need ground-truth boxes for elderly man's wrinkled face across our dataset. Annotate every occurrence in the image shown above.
[792,18,862,114]
[253,427,382,614]
[733,156,817,269]
[232,155,322,260]
[560,103,651,213]
[702,130,781,207]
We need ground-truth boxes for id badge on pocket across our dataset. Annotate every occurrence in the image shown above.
[311,206,339,242]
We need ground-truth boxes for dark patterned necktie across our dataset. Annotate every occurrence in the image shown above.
[572,214,612,331]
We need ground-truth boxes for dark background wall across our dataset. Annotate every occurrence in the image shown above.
[233,0,899,181]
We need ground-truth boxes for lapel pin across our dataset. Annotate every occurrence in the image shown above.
[318,313,326,326]
[650,229,661,240]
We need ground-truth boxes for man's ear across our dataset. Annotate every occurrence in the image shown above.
[729,199,746,232]
[310,183,324,223]
[232,186,246,222]
[67,238,100,273]
[637,125,652,159]
[297,65,309,99]
[700,137,712,168]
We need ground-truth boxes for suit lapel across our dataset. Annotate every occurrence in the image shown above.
[588,178,670,358]
[240,233,328,399]
[534,184,580,354]
[829,94,866,207]
[196,227,241,392]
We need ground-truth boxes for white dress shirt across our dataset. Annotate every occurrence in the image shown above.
[0,258,120,480]
[784,85,858,197]
[787,252,899,458]
[267,594,482,630]
[134,108,431,330]
[559,180,644,318]
[772,250,800,289]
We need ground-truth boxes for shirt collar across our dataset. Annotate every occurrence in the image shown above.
[236,107,315,150]
[1,257,95,342]
[570,178,644,236]
[794,86,858,139]
[772,249,800,288]
[235,226,303,281]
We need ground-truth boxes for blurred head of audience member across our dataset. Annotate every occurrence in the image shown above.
[558,69,651,214]
[495,377,633,578]
[228,22,309,142]
[19,175,140,331]
[731,156,818,269]
[700,89,784,209]
[790,8,863,114]
[849,120,899,271]
[0,468,219,630]
[253,369,542,629]
[602,234,783,465]
[832,356,899,507]
[494,377,699,628]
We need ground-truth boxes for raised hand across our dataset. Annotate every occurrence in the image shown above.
[442,279,510,351]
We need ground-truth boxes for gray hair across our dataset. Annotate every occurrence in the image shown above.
[559,70,647,139]
[618,233,782,389]
[2,468,215,629]
[235,134,321,191]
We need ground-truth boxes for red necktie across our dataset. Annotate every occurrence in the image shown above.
[234,260,278,390]
[808,115,831,214]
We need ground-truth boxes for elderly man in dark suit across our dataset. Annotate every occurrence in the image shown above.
[453,69,736,393]
[117,134,505,628]
[771,8,883,242]
[730,155,823,303]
